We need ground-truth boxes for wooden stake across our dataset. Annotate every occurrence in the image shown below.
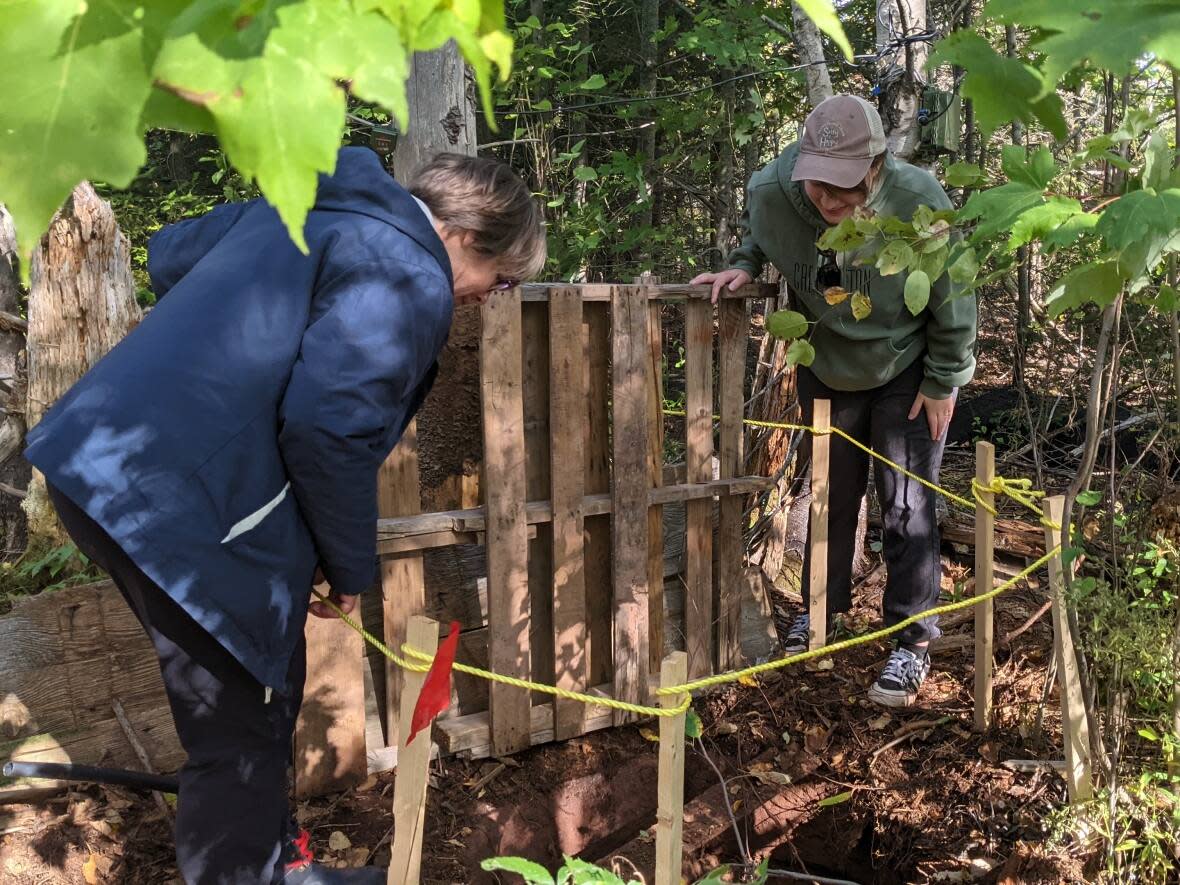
[684,298,714,678]
[481,290,531,754]
[973,441,996,732]
[550,287,587,740]
[1042,496,1093,802]
[654,651,689,885]
[389,616,439,885]
[295,585,367,798]
[808,399,831,651]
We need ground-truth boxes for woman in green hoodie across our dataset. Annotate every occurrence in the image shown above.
[692,94,976,707]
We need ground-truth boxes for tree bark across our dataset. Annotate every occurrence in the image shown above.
[392,42,480,511]
[639,0,660,266]
[1168,65,1180,775]
[23,183,142,548]
[875,0,928,161]
[792,3,834,109]
[0,207,29,557]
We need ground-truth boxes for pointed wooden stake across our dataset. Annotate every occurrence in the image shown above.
[389,615,440,885]
[808,399,831,651]
[654,651,689,885]
[974,441,996,732]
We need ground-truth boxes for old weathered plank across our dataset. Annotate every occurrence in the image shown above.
[549,288,588,740]
[584,300,613,688]
[683,298,713,679]
[522,300,554,705]
[481,289,532,754]
[611,286,651,720]
[716,298,748,671]
[645,287,666,676]
[295,586,367,798]
[520,282,779,302]
[379,421,427,750]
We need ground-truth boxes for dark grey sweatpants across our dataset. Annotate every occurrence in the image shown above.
[49,484,304,885]
[798,357,948,645]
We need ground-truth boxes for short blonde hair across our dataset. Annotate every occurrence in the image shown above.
[410,153,547,281]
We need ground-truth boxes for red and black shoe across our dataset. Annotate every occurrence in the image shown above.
[276,828,385,883]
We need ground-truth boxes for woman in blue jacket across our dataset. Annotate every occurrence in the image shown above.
[25,147,546,884]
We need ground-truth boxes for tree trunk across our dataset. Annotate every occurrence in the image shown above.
[0,207,29,558]
[876,0,928,161]
[1168,66,1180,775]
[392,41,480,512]
[638,0,660,267]
[792,2,834,108]
[23,183,142,549]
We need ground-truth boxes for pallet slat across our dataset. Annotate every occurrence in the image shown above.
[549,288,588,740]
[684,298,714,678]
[716,299,747,670]
[584,301,613,688]
[611,286,651,720]
[481,290,532,754]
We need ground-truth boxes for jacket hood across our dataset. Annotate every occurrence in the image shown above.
[316,147,452,286]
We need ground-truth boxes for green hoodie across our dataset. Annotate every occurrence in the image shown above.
[728,143,976,399]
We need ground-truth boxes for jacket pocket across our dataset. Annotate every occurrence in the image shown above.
[221,482,291,544]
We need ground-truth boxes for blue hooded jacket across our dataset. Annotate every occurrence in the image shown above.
[25,147,453,689]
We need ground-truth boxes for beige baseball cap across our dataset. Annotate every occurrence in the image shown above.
[791,95,887,189]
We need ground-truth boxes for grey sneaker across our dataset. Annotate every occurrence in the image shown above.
[783,613,812,654]
[868,646,931,707]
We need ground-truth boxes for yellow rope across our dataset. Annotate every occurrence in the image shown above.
[310,545,1055,714]
[662,409,1060,527]
[657,546,1059,695]
[308,590,689,718]
[306,408,1066,725]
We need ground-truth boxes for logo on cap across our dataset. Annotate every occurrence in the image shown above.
[817,123,845,150]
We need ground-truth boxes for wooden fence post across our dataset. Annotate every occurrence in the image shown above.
[389,615,439,885]
[654,651,689,885]
[974,441,996,732]
[717,299,748,671]
[808,400,831,651]
[1042,496,1093,802]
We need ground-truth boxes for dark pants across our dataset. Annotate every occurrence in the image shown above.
[798,358,947,645]
[49,485,305,885]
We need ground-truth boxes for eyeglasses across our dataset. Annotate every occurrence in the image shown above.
[815,249,841,290]
[489,277,520,292]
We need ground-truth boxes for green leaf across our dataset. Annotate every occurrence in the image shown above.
[911,205,935,234]
[1046,260,1127,316]
[0,0,157,265]
[1095,189,1180,253]
[786,338,816,369]
[573,166,599,182]
[481,857,556,885]
[817,790,854,807]
[928,32,1067,140]
[1139,725,1161,742]
[209,50,346,253]
[1076,490,1102,506]
[944,161,985,188]
[850,291,872,321]
[685,709,702,739]
[948,247,979,285]
[1000,146,1058,190]
[579,73,607,90]
[904,271,931,316]
[959,183,1045,242]
[793,0,853,60]
[1042,213,1099,251]
[816,217,866,252]
[1157,285,1179,314]
[1008,197,1086,251]
[876,240,914,276]
[694,866,732,885]
[558,856,628,885]
[986,0,1180,97]
[1141,130,1173,192]
[916,246,948,282]
[766,309,809,340]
